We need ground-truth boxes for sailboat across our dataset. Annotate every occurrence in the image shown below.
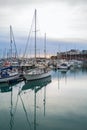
[0,26,21,84]
[23,9,51,81]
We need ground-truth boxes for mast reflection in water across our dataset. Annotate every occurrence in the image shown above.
[0,76,51,130]
[22,76,51,130]
[1,69,87,130]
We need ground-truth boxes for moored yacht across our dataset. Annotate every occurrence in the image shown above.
[0,66,20,83]
[23,65,51,81]
[23,9,51,81]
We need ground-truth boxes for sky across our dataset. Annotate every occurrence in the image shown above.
[0,0,87,57]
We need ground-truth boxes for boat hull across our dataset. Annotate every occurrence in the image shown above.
[24,71,51,81]
[0,74,20,83]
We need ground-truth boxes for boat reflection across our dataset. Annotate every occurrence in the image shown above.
[0,76,51,130]
[22,75,51,130]
[22,75,51,92]
[0,85,12,93]
[0,81,23,93]
[9,84,22,130]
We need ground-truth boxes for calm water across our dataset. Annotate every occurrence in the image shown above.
[0,68,87,130]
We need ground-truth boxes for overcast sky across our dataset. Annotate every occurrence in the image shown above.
[0,0,87,42]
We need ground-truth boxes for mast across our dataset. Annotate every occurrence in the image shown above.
[10,25,13,59]
[35,9,37,61]
[44,33,46,60]
[10,25,18,59]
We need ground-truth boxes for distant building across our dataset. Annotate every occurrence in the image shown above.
[51,49,87,60]
[81,50,87,54]
[67,49,80,55]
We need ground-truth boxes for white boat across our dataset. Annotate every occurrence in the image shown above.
[24,67,51,81]
[58,63,68,69]
[23,9,51,81]
[0,66,20,83]
[57,62,69,73]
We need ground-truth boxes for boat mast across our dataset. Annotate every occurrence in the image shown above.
[10,25,13,59]
[10,25,18,59]
[44,33,46,60]
[35,9,37,61]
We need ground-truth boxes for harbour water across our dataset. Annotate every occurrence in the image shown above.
[0,68,87,130]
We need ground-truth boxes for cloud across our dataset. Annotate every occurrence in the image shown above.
[0,0,87,41]
[0,0,44,6]
[0,0,87,6]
